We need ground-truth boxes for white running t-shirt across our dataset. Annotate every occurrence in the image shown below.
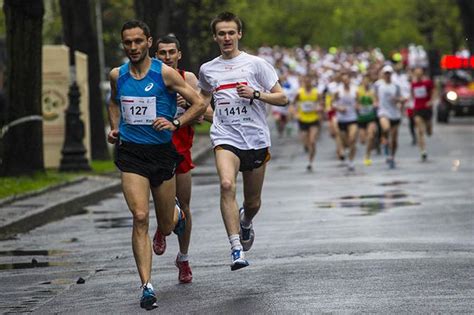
[198,52,279,150]
[336,85,358,123]
[375,79,402,120]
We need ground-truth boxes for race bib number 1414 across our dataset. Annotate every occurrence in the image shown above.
[215,99,251,125]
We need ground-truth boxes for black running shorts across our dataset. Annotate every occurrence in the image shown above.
[215,144,271,172]
[298,120,320,131]
[338,121,358,132]
[414,108,433,121]
[115,140,183,187]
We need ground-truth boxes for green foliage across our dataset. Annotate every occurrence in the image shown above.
[1,0,463,68]
[0,171,76,200]
[0,159,116,200]
[43,0,62,44]
[102,0,135,68]
[229,0,463,54]
[194,121,211,135]
[0,3,4,39]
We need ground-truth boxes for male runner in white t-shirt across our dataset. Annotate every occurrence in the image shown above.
[198,12,288,270]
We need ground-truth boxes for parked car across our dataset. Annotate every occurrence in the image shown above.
[437,55,474,123]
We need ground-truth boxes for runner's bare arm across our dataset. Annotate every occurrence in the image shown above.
[355,91,362,111]
[198,89,214,123]
[333,92,345,112]
[107,68,120,144]
[184,71,210,123]
[428,81,436,107]
[176,71,199,109]
[236,81,288,106]
[156,64,206,131]
[184,71,199,90]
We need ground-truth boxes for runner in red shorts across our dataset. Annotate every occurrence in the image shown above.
[152,35,203,284]
[411,67,434,161]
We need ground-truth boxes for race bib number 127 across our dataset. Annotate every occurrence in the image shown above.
[121,96,157,125]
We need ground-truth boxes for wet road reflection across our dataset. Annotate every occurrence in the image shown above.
[316,191,420,215]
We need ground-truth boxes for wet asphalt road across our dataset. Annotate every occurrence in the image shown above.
[0,117,473,314]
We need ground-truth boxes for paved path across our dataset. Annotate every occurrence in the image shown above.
[0,118,472,313]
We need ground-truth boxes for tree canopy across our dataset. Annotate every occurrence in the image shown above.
[0,0,463,69]
[229,0,463,55]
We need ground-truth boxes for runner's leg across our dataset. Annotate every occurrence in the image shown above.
[176,171,192,255]
[347,123,358,161]
[121,172,152,285]
[390,124,399,158]
[151,176,178,236]
[215,149,240,237]
[366,121,377,159]
[415,115,426,153]
[308,125,319,166]
[242,163,267,222]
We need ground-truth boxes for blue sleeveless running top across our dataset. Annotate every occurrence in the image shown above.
[116,58,177,144]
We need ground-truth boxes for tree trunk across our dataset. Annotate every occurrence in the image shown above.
[457,0,474,54]
[133,0,170,58]
[1,0,44,176]
[133,0,226,73]
[59,0,110,160]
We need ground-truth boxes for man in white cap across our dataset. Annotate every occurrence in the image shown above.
[374,65,404,168]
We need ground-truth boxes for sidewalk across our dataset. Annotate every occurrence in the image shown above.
[0,134,212,240]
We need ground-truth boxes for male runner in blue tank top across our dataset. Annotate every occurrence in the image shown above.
[107,20,206,310]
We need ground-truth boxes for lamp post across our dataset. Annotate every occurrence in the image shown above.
[59,6,90,172]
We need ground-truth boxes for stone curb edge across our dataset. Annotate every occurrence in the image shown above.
[0,180,121,240]
[0,138,213,240]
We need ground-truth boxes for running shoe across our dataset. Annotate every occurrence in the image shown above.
[239,207,255,252]
[347,162,355,172]
[383,144,389,157]
[387,157,396,169]
[173,198,186,236]
[173,209,186,236]
[152,228,166,255]
[230,248,249,271]
[421,152,428,162]
[306,164,313,172]
[175,256,193,284]
[363,158,372,166]
[140,284,157,310]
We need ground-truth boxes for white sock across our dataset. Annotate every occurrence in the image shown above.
[177,252,188,262]
[240,207,252,228]
[142,282,153,290]
[176,207,182,220]
[229,234,242,251]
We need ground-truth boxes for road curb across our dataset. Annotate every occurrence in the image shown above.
[0,178,121,240]
[0,135,212,240]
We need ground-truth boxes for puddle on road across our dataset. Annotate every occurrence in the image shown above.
[378,180,425,186]
[316,190,421,215]
[316,200,421,215]
[0,260,73,270]
[0,249,68,257]
[40,279,73,285]
[91,210,114,215]
[94,216,132,229]
[340,192,408,200]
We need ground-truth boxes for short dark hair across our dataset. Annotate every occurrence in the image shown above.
[121,19,151,39]
[156,34,181,51]
[210,11,242,35]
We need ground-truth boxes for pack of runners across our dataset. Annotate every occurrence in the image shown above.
[258,44,434,172]
[107,13,436,310]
